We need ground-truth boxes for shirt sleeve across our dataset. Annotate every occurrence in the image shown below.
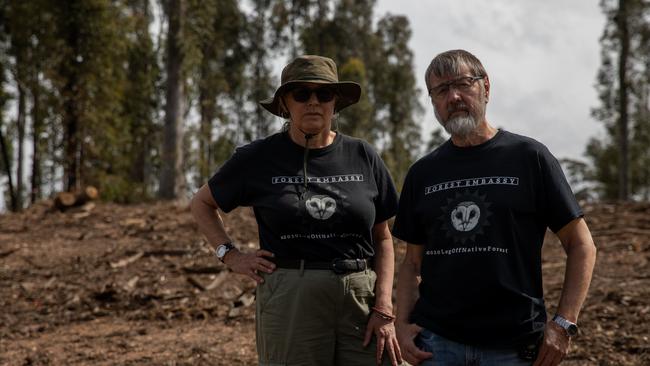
[537,147,583,233]
[207,144,254,213]
[392,168,425,245]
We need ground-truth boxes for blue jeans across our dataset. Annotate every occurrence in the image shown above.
[415,328,533,366]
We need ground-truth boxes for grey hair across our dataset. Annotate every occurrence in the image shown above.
[424,50,487,91]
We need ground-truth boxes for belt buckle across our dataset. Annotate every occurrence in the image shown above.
[356,258,366,271]
[331,259,346,274]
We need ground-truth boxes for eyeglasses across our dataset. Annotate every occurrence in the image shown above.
[290,87,336,103]
[428,76,484,100]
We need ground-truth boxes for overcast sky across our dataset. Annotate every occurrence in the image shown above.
[375,0,606,161]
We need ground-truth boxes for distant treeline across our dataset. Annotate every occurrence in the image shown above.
[0,0,444,211]
[0,0,648,212]
[570,0,650,201]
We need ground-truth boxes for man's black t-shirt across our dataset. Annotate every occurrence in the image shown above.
[392,130,582,347]
[209,131,398,261]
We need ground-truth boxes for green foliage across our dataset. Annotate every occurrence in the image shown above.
[97,173,151,204]
[245,0,277,141]
[560,158,598,202]
[588,0,650,200]
[280,1,422,187]
[372,14,423,187]
[120,0,161,199]
[212,133,237,167]
[585,137,619,199]
[337,58,374,142]
[0,0,428,207]
[186,0,251,187]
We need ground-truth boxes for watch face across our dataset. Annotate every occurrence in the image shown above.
[216,245,228,258]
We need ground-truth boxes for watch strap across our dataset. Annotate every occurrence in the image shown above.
[552,314,578,337]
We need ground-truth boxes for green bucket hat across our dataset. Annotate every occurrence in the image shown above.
[260,55,361,118]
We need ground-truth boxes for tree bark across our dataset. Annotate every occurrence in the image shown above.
[63,77,80,192]
[159,0,185,199]
[31,76,42,203]
[61,7,81,193]
[53,186,98,211]
[0,125,17,211]
[617,0,629,200]
[198,49,214,184]
[15,80,26,210]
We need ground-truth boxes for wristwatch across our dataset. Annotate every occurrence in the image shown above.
[552,314,579,337]
[215,242,235,263]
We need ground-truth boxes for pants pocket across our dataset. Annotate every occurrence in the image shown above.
[347,270,376,303]
[256,271,285,311]
[415,328,436,353]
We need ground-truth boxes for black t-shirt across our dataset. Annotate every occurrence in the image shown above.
[209,131,398,261]
[392,130,582,347]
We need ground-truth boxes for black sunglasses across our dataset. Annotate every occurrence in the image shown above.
[290,87,336,103]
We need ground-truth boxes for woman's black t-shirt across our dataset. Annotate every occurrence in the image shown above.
[209,131,398,261]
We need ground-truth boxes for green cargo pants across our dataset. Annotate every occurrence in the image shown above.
[256,267,390,366]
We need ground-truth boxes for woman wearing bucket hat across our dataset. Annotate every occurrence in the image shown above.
[191,55,402,365]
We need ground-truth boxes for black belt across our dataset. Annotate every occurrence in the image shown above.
[271,258,368,274]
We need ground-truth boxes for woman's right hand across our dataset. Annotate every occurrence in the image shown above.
[223,249,276,283]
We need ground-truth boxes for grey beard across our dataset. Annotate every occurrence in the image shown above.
[440,115,479,138]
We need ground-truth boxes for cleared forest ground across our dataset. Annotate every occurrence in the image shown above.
[1,201,648,365]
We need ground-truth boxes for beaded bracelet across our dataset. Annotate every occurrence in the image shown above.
[371,306,396,321]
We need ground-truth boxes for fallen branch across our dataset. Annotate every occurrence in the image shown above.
[205,272,229,291]
[235,293,255,308]
[144,249,191,257]
[0,248,19,258]
[109,251,144,268]
[186,276,206,291]
[182,266,222,274]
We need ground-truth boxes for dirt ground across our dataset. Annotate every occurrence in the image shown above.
[0,200,648,365]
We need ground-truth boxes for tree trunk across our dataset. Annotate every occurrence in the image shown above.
[317,0,327,54]
[159,0,185,199]
[15,81,26,210]
[0,125,17,211]
[61,10,81,193]
[198,56,214,184]
[31,76,42,203]
[128,0,152,194]
[63,76,80,192]
[252,1,268,141]
[617,0,629,200]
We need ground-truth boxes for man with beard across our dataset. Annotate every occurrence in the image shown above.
[392,50,597,366]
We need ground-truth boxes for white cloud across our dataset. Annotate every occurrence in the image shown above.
[375,0,606,160]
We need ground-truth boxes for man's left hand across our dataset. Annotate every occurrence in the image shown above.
[364,313,403,366]
[533,321,571,366]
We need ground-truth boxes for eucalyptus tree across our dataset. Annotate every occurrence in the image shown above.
[0,8,16,210]
[588,0,650,200]
[159,0,186,199]
[372,14,422,187]
[289,1,423,179]
[186,0,249,187]
[47,0,130,194]
[4,0,33,209]
[120,0,160,201]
